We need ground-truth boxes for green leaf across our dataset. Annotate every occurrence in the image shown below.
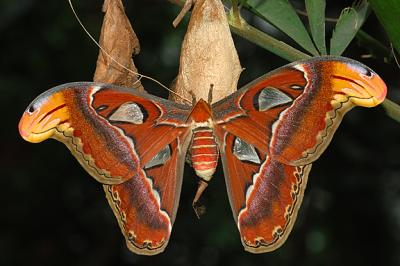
[245,0,319,56]
[330,0,369,55]
[369,0,400,54]
[305,0,327,55]
[228,13,311,62]
[382,99,400,124]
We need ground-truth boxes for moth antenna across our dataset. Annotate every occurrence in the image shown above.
[67,0,192,105]
[188,90,197,106]
[208,84,214,104]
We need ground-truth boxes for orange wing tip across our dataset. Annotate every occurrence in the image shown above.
[359,71,387,106]
[345,75,387,107]
[331,60,387,108]
[18,112,59,143]
[19,92,70,143]
[352,74,387,107]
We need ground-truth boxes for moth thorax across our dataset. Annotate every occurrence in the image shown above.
[190,127,219,182]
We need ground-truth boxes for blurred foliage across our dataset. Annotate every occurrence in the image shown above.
[244,0,320,55]
[239,0,369,57]
[369,0,400,54]
[2,0,400,266]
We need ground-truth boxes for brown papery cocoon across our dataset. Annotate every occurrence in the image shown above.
[94,0,145,92]
[172,0,242,104]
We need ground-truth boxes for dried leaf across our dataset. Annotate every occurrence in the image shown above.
[93,0,145,92]
[172,0,242,104]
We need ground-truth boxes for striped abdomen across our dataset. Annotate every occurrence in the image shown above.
[190,127,219,181]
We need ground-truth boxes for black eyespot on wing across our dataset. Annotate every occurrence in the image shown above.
[138,102,149,123]
[253,90,262,110]
[348,60,373,77]
[28,105,35,113]
[364,68,373,77]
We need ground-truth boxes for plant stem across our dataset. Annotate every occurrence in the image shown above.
[228,11,310,62]
[231,0,240,21]
[382,99,400,123]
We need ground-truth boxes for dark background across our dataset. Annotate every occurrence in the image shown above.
[2,0,400,265]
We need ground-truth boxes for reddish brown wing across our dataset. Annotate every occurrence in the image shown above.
[89,85,191,166]
[86,84,192,255]
[211,57,357,252]
[237,159,311,253]
[20,82,193,255]
[212,66,305,157]
[216,131,311,252]
[104,134,191,255]
[213,57,375,166]
[24,82,192,186]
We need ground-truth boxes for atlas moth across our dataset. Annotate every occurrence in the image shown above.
[19,56,387,255]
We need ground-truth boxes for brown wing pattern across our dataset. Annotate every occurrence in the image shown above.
[104,133,191,255]
[90,85,192,255]
[211,64,313,252]
[237,159,311,253]
[213,57,386,253]
[216,130,311,252]
[213,57,384,166]
[19,82,193,255]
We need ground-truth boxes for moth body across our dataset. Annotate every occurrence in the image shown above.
[187,100,219,181]
[189,126,219,181]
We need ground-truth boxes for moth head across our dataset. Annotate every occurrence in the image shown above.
[329,59,387,107]
[190,99,212,122]
[19,89,70,143]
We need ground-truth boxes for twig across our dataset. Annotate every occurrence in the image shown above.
[173,0,194,27]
